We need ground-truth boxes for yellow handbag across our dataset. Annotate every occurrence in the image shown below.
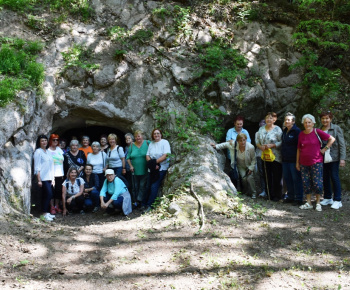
[261,148,275,162]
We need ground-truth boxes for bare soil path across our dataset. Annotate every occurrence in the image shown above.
[1,193,350,290]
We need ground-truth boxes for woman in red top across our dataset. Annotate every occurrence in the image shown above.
[296,114,335,211]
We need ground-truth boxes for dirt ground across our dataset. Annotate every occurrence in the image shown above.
[1,192,350,290]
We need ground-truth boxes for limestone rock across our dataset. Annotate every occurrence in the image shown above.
[171,63,203,85]
[64,66,87,86]
[93,65,116,88]
[168,202,181,215]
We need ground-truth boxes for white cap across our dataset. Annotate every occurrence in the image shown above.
[105,169,114,176]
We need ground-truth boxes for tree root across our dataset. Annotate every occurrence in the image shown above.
[190,183,205,231]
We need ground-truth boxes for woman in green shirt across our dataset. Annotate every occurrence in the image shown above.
[127,130,150,207]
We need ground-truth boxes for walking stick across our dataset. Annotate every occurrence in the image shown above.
[263,159,271,201]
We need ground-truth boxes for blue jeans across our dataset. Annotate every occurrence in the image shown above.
[144,170,167,207]
[41,180,53,212]
[84,189,100,210]
[111,167,123,176]
[323,161,342,201]
[104,194,124,213]
[282,162,303,201]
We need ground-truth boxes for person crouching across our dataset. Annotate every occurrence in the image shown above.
[100,169,132,216]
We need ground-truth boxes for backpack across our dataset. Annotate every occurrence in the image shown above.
[65,178,81,195]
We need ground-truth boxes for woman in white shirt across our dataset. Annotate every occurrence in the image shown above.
[87,141,107,188]
[106,134,126,177]
[48,134,64,215]
[62,167,85,216]
[144,128,171,213]
[33,135,55,222]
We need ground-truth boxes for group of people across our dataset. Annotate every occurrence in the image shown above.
[33,129,171,221]
[212,111,345,212]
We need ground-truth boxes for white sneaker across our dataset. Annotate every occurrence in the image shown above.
[259,191,266,197]
[331,201,342,209]
[320,198,333,206]
[42,213,53,222]
[299,203,313,210]
[315,204,322,212]
[48,213,56,219]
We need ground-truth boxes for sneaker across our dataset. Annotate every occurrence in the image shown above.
[50,206,56,215]
[48,213,56,219]
[320,198,333,206]
[252,194,256,199]
[42,213,53,222]
[331,201,342,209]
[80,210,85,215]
[299,203,313,210]
[315,204,322,212]
[92,206,100,213]
[259,191,267,197]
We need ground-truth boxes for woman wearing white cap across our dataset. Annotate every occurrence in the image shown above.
[99,169,132,216]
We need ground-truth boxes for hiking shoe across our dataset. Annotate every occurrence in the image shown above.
[315,204,322,212]
[299,203,313,210]
[259,191,266,197]
[92,206,100,213]
[320,198,333,206]
[331,201,342,209]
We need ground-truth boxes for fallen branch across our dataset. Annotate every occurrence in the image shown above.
[190,183,205,231]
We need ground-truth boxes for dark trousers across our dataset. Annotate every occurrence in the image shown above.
[144,170,167,207]
[52,176,64,200]
[264,161,282,200]
[104,194,123,213]
[65,195,85,211]
[323,161,342,201]
[84,189,100,210]
[41,180,53,212]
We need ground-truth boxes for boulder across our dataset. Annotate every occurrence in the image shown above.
[93,65,116,88]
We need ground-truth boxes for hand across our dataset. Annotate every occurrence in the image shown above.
[156,165,160,170]
[130,166,134,173]
[340,160,346,167]
[38,181,42,187]
[101,202,107,209]
[63,209,67,216]
[52,180,55,187]
[296,163,300,171]
[210,143,216,149]
[67,197,73,204]
[122,168,126,175]
[320,148,327,155]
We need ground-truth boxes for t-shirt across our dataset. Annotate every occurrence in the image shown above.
[48,147,64,177]
[100,177,128,200]
[298,129,331,166]
[79,146,93,158]
[62,177,85,196]
[106,146,125,168]
[127,140,150,175]
[146,139,171,171]
[87,151,107,174]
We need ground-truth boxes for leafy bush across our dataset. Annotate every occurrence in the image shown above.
[198,42,247,88]
[131,29,154,43]
[61,44,99,71]
[0,38,44,107]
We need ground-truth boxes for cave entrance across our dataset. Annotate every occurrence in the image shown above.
[59,125,127,148]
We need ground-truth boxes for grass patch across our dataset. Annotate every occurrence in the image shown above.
[0,37,44,107]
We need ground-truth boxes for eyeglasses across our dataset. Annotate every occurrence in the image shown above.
[53,139,59,141]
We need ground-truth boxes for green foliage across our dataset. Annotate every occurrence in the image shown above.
[0,37,44,107]
[0,0,93,21]
[292,19,350,106]
[173,5,192,35]
[114,49,127,61]
[198,42,247,88]
[61,44,99,71]
[108,26,128,43]
[131,29,153,43]
[152,6,171,20]
[153,97,226,157]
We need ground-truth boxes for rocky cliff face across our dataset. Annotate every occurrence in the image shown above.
[0,0,348,215]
